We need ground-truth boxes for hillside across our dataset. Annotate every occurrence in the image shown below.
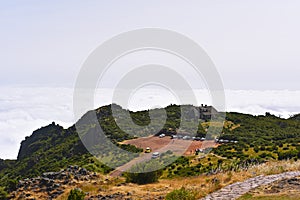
[0,103,210,184]
[1,104,300,199]
[0,104,142,188]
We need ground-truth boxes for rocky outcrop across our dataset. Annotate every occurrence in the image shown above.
[88,192,164,200]
[17,123,64,160]
[245,176,300,198]
[11,165,98,200]
[201,171,300,200]
[88,192,132,200]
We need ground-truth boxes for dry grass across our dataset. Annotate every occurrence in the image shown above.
[15,160,300,200]
[138,160,300,199]
[248,159,300,175]
[238,193,300,200]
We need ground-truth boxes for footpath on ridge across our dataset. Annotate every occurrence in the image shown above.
[201,171,300,200]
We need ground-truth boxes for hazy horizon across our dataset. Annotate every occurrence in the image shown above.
[1,87,300,159]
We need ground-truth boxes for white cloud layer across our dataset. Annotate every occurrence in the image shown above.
[1,87,300,159]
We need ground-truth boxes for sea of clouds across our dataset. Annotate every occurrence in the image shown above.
[1,87,300,159]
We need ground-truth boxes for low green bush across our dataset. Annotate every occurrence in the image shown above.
[67,188,85,200]
[0,187,8,200]
[165,187,196,200]
[124,160,163,184]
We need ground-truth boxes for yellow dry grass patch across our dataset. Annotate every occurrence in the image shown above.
[33,160,300,200]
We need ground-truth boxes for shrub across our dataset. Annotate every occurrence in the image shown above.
[279,143,283,148]
[278,150,298,160]
[124,161,163,184]
[67,188,85,200]
[6,179,18,192]
[259,152,274,159]
[0,187,8,200]
[125,170,162,184]
[165,187,196,200]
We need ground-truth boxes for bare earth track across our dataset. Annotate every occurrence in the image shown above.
[201,171,300,200]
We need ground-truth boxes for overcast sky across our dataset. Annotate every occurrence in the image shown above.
[1,0,300,89]
[1,1,300,159]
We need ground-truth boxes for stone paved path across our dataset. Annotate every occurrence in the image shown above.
[201,171,300,200]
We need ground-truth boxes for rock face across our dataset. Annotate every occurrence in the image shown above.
[11,165,98,200]
[201,171,300,200]
[17,123,64,160]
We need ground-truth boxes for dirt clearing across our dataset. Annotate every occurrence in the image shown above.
[122,136,218,156]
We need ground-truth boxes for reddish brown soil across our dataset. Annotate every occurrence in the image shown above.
[109,136,219,176]
[122,136,218,156]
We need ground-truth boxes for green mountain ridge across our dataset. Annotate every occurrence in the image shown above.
[1,104,300,194]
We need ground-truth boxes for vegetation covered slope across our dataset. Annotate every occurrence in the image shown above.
[213,112,300,163]
[0,104,136,189]
[1,104,300,194]
[0,104,203,187]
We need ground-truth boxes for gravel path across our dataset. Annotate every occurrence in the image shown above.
[201,171,300,200]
